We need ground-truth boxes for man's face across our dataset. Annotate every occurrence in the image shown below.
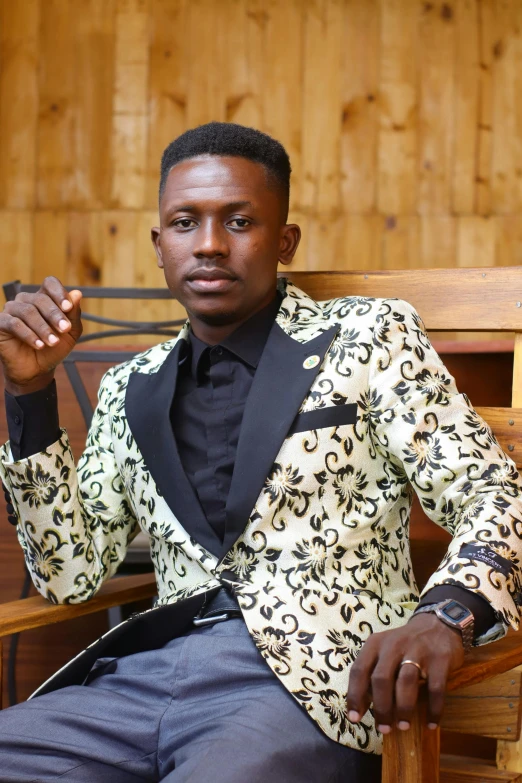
[151,155,300,329]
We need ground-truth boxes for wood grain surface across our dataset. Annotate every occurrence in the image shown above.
[1,0,522,323]
[0,573,157,638]
[283,268,522,331]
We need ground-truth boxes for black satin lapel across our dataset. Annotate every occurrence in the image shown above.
[126,342,222,558]
[221,322,339,559]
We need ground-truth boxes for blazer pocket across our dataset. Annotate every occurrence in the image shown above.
[288,403,358,436]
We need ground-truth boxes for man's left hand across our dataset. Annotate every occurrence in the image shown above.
[346,613,465,733]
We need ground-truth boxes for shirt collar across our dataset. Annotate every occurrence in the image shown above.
[187,293,281,379]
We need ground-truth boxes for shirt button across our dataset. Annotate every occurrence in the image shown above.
[215,347,223,357]
[14,415,21,425]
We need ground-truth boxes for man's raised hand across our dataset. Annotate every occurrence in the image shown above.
[0,276,83,396]
[346,613,465,734]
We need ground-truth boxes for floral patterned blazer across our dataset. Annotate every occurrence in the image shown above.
[1,279,522,755]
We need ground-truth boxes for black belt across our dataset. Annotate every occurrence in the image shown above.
[193,586,242,627]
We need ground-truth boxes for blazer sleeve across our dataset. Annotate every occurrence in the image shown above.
[368,298,522,642]
[0,368,139,604]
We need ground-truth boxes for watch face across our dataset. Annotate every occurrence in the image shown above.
[442,601,470,622]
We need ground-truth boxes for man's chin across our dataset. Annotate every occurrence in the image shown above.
[190,306,242,327]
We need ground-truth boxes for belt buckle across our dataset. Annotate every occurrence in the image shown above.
[193,612,230,627]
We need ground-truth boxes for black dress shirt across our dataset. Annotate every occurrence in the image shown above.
[171,296,280,542]
[3,297,497,639]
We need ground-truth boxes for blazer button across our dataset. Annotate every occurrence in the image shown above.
[6,503,14,514]
[7,514,17,526]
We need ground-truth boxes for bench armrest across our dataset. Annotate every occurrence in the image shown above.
[0,572,157,638]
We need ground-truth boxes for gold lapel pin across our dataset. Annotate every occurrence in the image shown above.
[303,355,320,370]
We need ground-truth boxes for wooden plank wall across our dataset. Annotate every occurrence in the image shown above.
[0,0,521,294]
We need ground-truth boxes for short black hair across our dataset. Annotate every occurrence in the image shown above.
[159,122,291,219]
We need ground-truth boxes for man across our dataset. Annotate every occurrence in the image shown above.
[0,122,520,782]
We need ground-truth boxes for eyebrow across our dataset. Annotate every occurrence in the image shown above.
[170,200,255,213]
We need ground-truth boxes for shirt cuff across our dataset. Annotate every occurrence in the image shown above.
[4,379,60,461]
[418,584,497,641]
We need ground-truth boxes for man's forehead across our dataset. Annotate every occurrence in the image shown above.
[165,155,269,192]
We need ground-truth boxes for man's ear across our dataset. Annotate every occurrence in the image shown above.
[278,223,301,266]
[151,227,164,268]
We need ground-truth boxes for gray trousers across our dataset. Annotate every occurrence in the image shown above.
[0,618,381,783]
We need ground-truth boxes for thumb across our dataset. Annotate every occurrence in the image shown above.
[67,289,83,338]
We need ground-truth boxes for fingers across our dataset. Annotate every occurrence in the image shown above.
[41,275,74,313]
[67,289,83,338]
[0,312,45,349]
[5,297,65,348]
[1,278,82,349]
[346,620,457,734]
[394,662,422,731]
[346,636,379,726]
[426,664,450,729]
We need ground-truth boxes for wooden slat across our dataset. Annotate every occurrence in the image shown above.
[110,0,149,209]
[339,0,379,215]
[419,216,457,270]
[513,334,522,407]
[146,0,189,206]
[185,0,224,128]
[74,0,116,209]
[491,1,522,215]
[377,0,418,216]
[0,211,33,285]
[498,736,522,777]
[476,0,495,217]
[496,216,522,270]
[0,573,157,638]
[457,216,497,270]
[32,211,68,285]
[260,0,303,214]
[417,0,455,216]
[382,701,440,783]
[282,268,522,331]
[24,0,115,210]
[99,211,139,339]
[442,669,522,740]
[0,0,39,209]
[301,0,343,215]
[381,215,419,270]
[452,0,479,216]
[441,754,522,783]
[475,407,522,466]
[222,0,262,130]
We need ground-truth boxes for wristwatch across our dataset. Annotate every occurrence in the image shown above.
[413,599,475,651]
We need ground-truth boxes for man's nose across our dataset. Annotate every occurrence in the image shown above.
[193,220,229,259]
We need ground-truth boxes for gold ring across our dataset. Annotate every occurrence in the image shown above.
[399,659,427,681]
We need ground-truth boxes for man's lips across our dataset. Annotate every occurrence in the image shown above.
[186,269,238,293]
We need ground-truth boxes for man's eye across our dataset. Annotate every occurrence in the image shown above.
[229,218,250,228]
[174,218,196,229]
